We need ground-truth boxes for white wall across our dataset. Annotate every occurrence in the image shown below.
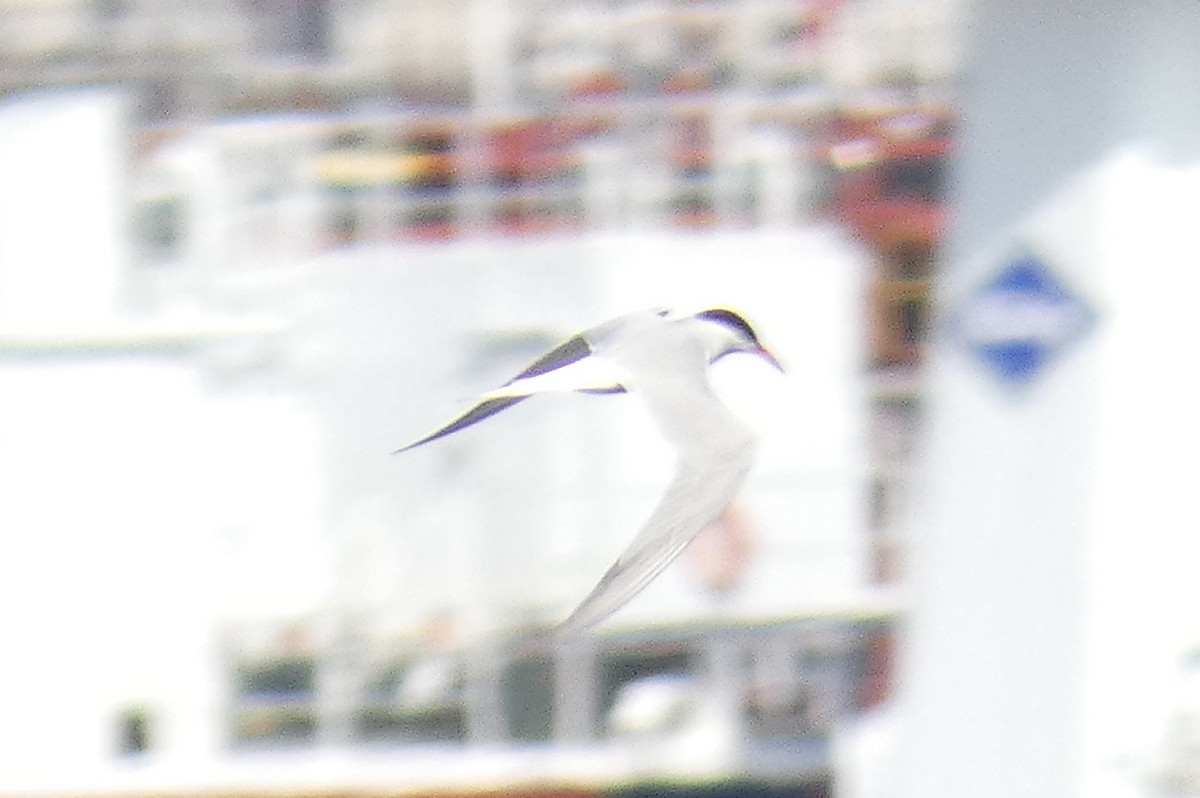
[0,91,129,326]
[0,90,871,787]
[0,90,328,787]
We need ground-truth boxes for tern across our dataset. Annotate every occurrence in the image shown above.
[395,308,783,632]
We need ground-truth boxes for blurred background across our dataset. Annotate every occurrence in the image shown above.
[2,1,1197,797]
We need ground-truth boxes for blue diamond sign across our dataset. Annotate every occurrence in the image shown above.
[954,254,1095,388]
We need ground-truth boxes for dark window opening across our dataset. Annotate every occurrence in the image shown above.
[237,656,314,696]
[326,199,360,242]
[407,132,455,155]
[672,190,714,215]
[502,655,555,742]
[897,299,927,345]
[887,240,935,279]
[881,157,945,203]
[869,478,888,531]
[231,655,317,746]
[138,78,179,123]
[117,707,150,756]
[136,197,184,260]
[356,655,466,743]
[598,648,694,720]
[409,203,455,226]
[248,0,330,62]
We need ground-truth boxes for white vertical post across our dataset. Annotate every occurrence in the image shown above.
[0,90,129,326]
[897,2,1200,797]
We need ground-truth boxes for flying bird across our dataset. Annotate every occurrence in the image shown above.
[395,308,783,632]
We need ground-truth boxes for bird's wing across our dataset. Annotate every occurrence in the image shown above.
[394,333,627,453]
[393,395,529,454]
[557,315,761,632]
[558,419,756,633]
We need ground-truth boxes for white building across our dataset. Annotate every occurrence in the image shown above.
[0,89,877,792]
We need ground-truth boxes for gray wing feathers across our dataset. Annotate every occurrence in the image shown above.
[557,316,760,632]
[512,334,592,380]
[394,334,594,453]
[397,309,765,633]
[393,396,527,453]
[558,438,755,633]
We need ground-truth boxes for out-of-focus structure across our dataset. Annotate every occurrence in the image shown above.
[0,1,965,795]
[3,0,961,594]
[878,2,1200,798]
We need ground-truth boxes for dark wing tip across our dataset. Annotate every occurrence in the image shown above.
[392,438,430,455]
[394,334,597,456]
[695,308,760,344]
[392,396,528,454]
[511,334,592,382]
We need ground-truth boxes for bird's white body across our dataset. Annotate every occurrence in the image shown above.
[397,308,780,632]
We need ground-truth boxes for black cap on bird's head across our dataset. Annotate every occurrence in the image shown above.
[694,308,784,371]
